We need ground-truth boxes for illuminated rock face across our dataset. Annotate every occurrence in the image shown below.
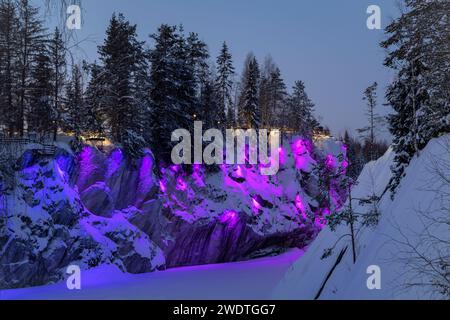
[0,136,348,288]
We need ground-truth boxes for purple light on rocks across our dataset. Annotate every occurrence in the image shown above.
[55,162,66,181]
[325,154,335,169]
[159,180,166,193]
[77,146,97,191]
[192,164,206,187]
[219,210,239,228]
[315,217,326,229]
[176,177,187,191]
[292,139,307,154]
[295,194,307,220]
[291,139,311,170]
[278,147,286,166]
[138,154,153,195]
[170,164,181,173]
[252,197,262,214]
[236,165,243,177]
[342,159,349,169]
[106,149,123,179]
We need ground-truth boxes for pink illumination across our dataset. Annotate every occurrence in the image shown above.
[176,177,187,191]
[252,197,262,214]
[315,217,326,229]
[278,147,286,166]
[325,154,335,169]
[342,159,349,169]
[159,180,166,193]
[291,139,312,170]
[138,154,153,195]
[106,149,123,179]
[295,195,308,220]
[219,210,239,228]
[192,164,206,187]
[236,165,243,177]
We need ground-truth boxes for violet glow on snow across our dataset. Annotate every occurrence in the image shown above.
[291,139,311,170]
[106,149,123,179]
[295,194,308,220]
[176,177,187,191]
[54,153,73,182]
[134,137,348,229]
[219,210,239,228]
[278,147,286,166]
[325,154,336,170]
[159,180,167,193]
[251,197,262,215]
[138,152,154,195]
[192,164,206,187]
[77,146,98,191]
[236,165,243,177]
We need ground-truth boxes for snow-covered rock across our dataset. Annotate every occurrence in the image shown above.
[0,148,164,289]
[1,136,348,289]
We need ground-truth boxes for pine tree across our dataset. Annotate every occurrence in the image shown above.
[29,49,53,135]
[64,65,83,136]
[288,80,317,137]
[269,67,287,128]
[258,56,274,128]
[149,24,196,163]
[357,82,384,161]
[82,62,104,136]
[0,0,19,136]
[239,56,260,128]
[186,32,209,118]
[343,130,364,180]
[381,0,450,194]
[385,63,429,193]
[48,27,66,141]
[198,72,218,129]
[16,0,46,136]
[215,42,235,128]
[98,13,147,156]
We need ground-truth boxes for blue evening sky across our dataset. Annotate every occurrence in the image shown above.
[39,0,402,140]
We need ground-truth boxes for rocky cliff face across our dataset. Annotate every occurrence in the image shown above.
[0,137,347,289]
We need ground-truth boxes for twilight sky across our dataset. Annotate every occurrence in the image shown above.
[40,0,401,140]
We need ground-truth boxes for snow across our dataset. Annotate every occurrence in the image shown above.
[0,249,304,300]
[4,134,447,299]
[272,134,450,300]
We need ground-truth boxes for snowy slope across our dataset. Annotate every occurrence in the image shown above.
[273,134,450,300]
[0,249,303,300]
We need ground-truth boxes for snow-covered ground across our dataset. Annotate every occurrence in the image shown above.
[273,134,450,300]
[0,249,303,300]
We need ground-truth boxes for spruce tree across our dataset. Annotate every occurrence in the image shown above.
[269,67,287,128]
[149,24,195,163]
[98,13,147,156]
[381,0,449,194]
[48,27,66,140]
[357,82,384,161]
[82,62,104,136]
[0,0,19,136]
[215,42,235,128]
[29,49,53,136]
[64,65,83,136]
[16,0,46,136]
[288,80,317,137]
[239,56,260,128]
[258,56,275,128]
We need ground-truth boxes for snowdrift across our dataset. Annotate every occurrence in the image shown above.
[273,134,450,300]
